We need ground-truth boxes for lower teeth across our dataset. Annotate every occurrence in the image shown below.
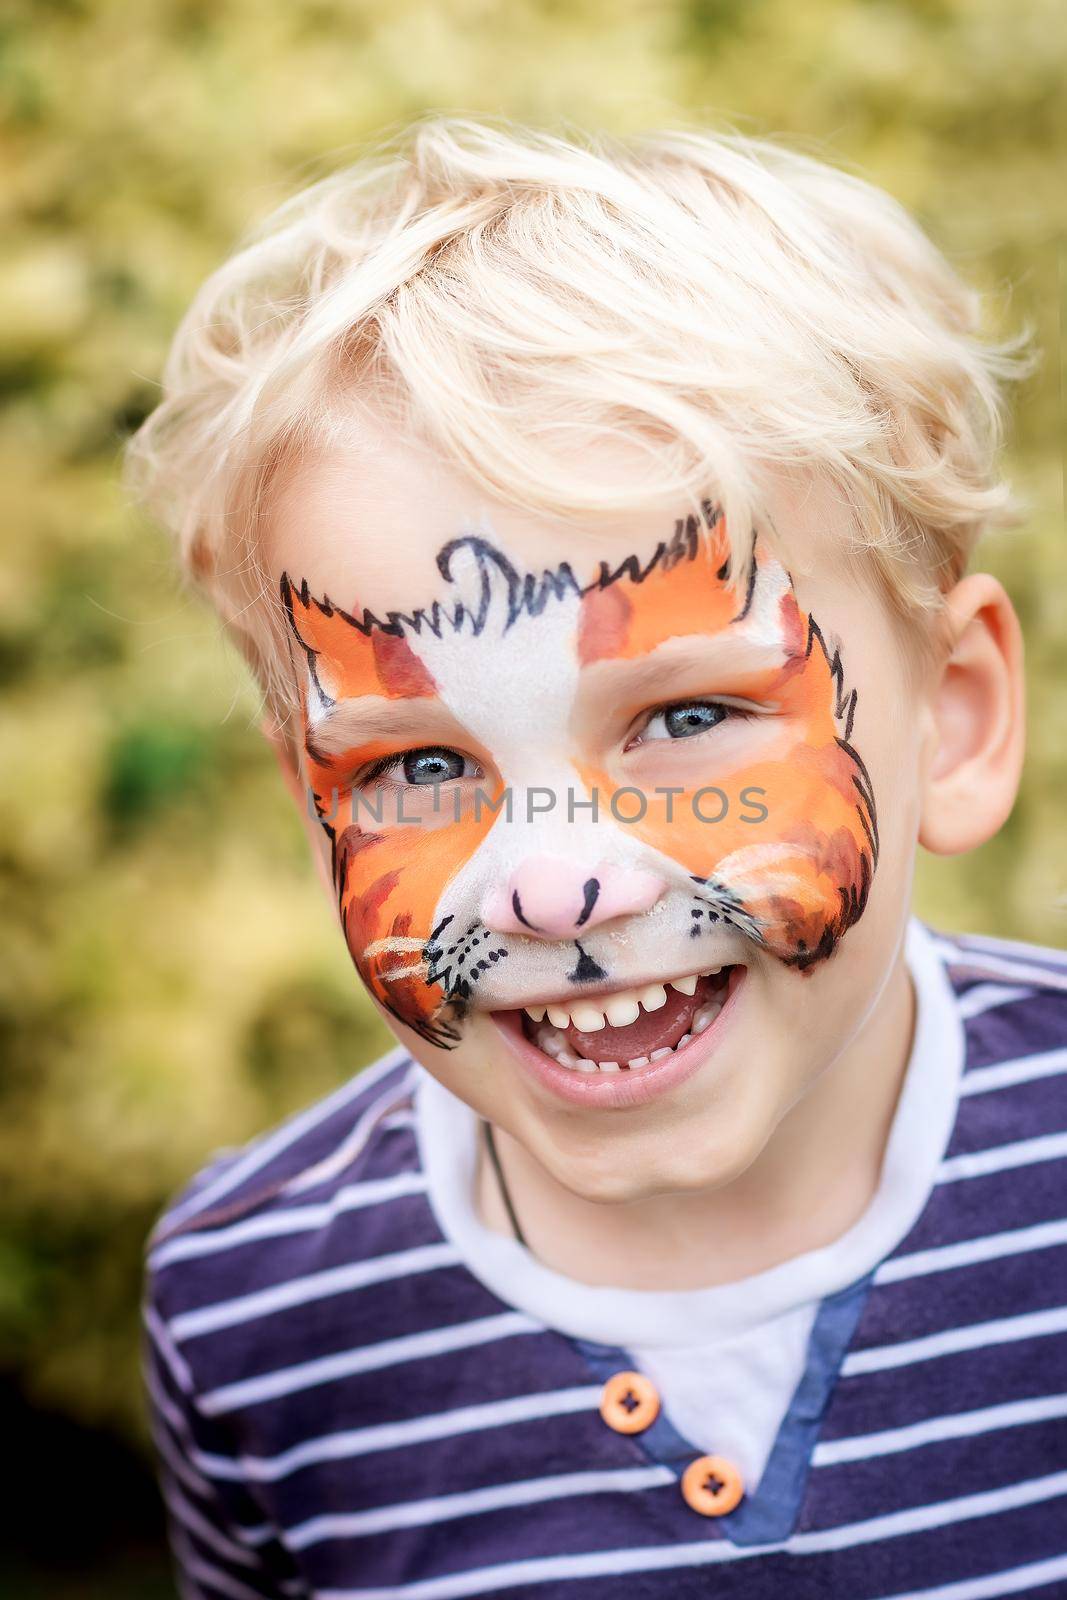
[533,995,723,1073]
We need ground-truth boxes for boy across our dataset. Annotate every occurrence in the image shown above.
[127,117,1067,1598]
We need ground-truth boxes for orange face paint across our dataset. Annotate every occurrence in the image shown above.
[282,575,498,1046]
[575,528,877,968]
[280,503,878,1045]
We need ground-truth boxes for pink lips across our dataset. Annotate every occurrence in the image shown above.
[489,966,746,1110]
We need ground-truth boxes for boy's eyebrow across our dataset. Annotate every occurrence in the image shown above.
[579,631,789,694]
[309,696,461,756]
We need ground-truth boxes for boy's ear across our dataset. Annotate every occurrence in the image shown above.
[259,710,338,904]
[260,708,305,809]
[918,573,1025,856]
[224,620,336,900]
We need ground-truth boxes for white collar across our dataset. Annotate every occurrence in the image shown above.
[414,918,964,1346]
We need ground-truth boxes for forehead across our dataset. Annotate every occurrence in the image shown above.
[262,409,866,656]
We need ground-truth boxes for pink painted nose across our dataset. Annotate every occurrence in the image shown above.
[482,857,667,940]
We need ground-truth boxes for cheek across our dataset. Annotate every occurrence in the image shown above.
[577,733,877,968]
[327,795,497,1046]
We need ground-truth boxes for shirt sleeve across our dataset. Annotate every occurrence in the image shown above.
[141,1285,290,1600]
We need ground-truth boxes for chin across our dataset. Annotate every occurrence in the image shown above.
[527,1090,772,1207]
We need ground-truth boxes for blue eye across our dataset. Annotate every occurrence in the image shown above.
[360,746,478,787]
[402,748,467,785]
[642,701,731,741]
[664,703,728,738]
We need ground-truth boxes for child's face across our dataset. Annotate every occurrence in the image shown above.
[265,416,929,1201]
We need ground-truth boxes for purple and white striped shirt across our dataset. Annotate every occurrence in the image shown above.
[142,924,1067,1599]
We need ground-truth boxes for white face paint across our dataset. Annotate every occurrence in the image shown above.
[282,503,878,1048]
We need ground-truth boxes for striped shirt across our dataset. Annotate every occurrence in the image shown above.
[142,924,1067,1599]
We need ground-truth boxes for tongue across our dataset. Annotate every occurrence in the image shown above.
[563,982,704,1062]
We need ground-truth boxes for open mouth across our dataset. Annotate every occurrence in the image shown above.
[519,965,738,1074]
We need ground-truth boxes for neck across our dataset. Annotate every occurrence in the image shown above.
[475,955,916,1291]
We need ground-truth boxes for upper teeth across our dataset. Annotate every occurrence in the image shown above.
[524,969,721,1031]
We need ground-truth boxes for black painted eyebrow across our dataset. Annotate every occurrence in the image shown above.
[280,503,731,649]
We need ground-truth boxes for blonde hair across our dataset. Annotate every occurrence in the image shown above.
[123,113,1031,713]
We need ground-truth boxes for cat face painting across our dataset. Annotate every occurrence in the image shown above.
[281,502,878,1051]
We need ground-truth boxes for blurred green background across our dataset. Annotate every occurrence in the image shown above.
[1,0,1063,1591]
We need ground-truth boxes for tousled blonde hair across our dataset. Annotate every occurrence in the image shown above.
[123,113,1030,714]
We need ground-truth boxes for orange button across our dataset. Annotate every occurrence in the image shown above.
[599,1370,660,1434]
[681,1454,744,1516]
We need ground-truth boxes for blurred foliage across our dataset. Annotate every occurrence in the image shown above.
[0,0,1063,1514]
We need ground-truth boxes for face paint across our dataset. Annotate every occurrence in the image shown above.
[281,502,878,1047]
[574,525,878,967]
